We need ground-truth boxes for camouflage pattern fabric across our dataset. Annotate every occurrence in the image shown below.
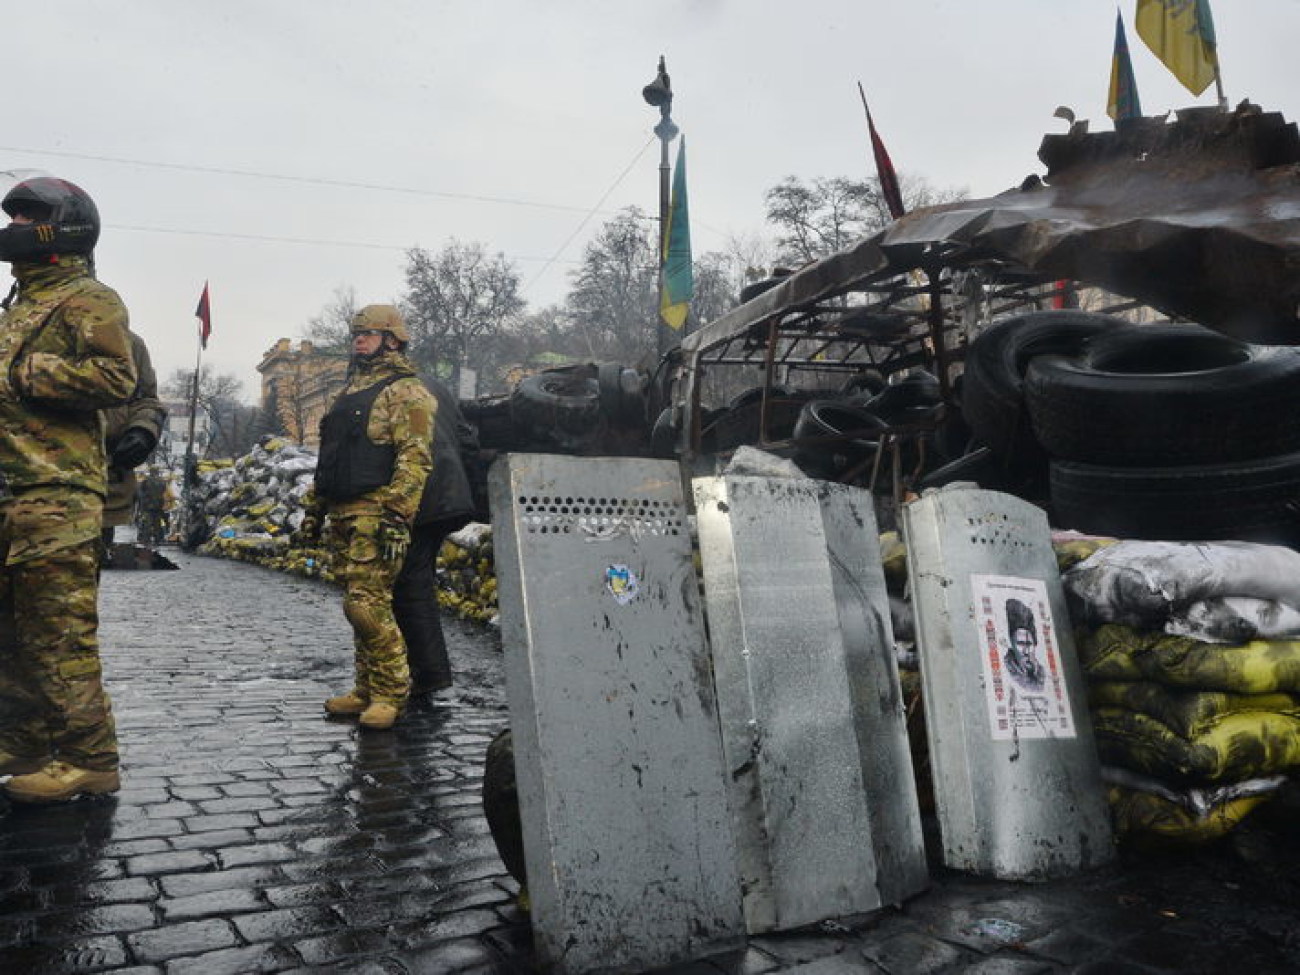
[310,351,435,707]
[135,473,170,547]
[102,331,166,527]
[329,512,410,703]
[315,353,436,523]
[0,257,136,497]
[0,487,117,769]
[0,256,133,770]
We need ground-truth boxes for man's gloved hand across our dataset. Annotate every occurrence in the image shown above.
[291,512,323,548]
[379,510,411,563]
[111,427,157,469]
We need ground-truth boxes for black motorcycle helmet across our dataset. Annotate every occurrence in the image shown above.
[0,176,100,262]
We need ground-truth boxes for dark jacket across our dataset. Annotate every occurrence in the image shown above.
[414,377,477,526]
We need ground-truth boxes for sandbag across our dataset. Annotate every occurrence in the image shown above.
[1064,539,1300,629]
[1051,532,1116,572]
[1092,706,1300,782]
[1166,596,1300,645]
[1087,680,1300,739]
[1079,624,1300,694]
[1107,785,1274,847]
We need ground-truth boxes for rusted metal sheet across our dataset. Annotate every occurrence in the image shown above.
[682,103,1300,359]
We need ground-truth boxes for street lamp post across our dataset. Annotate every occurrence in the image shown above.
[643,55,679,357]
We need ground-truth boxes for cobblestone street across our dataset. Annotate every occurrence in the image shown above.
[1,552,1298,973]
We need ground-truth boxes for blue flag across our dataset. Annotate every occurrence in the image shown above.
[660,139,693,330]
[1107,10,1142,121]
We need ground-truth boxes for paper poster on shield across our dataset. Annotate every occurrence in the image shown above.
[970,574,1076,741]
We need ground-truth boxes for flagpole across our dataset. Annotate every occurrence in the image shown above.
[180,283,209,550]
[643,56,679,357]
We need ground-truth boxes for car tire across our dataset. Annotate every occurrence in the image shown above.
[792,400,886,477]
[962,310,1126,466]
[510,373,603,443]
[1049,452,1300,544]
[1026,326,1300,465]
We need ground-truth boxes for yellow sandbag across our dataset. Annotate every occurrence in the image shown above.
[1079,624,1300,693]
[1092,707,1300,782]
[1107,785,1272,847]
[1086,681,1300,739]
[1053,535,1116,572]
[879,531,908,593]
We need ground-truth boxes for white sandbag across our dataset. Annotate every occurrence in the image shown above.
[1063,540,1300,629]
[1166,596,1300,644]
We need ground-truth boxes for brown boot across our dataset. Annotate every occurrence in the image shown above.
[359,701,401,730]
[0,752,47,778]
[5,761,120,803]
[324,690,368,716]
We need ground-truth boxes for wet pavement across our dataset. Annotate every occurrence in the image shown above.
[1,550,1299,973]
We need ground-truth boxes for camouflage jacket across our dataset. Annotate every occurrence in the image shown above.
[102,331,167,524]
[310,351,435,523]
[0,256,136,497]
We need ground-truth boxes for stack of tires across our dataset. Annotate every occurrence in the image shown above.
[789,370,951,485]
[963,311,1300,544]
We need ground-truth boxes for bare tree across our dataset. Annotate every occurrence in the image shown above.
[303,285,360,352]
[565,207,659,367]
[163,367,261,459]
[402,240,526,392]
[765,174,966,266]
[690,251,743,328]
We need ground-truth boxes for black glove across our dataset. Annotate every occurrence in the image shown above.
[112,427,157,469]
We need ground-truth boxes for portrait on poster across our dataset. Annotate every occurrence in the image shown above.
[970,574,1076,741]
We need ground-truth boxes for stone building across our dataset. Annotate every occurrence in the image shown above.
[256,339,348,447]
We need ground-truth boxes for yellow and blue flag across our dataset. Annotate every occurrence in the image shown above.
[660,138,693,330]
[1108,10,1142,121]
[1135,0,1219,97]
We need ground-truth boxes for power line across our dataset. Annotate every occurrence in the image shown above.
[0,144,615,216]
[527,136,657,292]
[110,222,578,263]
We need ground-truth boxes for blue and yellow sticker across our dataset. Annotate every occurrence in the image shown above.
[605,563,639,605]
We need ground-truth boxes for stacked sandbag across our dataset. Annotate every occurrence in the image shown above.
[190,437,499,625]
[436,522,499,626]
[196,436,324,576]
[1064,539,1300,845]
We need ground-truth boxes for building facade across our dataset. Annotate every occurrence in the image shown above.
[256,339,349,447]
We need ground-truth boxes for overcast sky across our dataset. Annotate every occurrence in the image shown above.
[6,1,1298,400]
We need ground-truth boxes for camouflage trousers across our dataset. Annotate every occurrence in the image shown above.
[0,488,118,770]
[330,512,410,705]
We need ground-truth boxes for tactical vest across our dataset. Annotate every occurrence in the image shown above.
[314,375,405,501]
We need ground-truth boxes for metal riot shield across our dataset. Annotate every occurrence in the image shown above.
[901,484,1114,879]
[489,454,743,974]
[694,474,927,932]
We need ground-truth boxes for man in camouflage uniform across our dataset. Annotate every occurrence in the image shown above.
[0,177,136,802]
[102,330,166,551]
[136,468,171,548]
[295,305,434,730]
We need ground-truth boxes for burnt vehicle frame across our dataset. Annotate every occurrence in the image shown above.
[662,102,1300,499]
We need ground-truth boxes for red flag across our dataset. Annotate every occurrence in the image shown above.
[859,83,905,221]
[195,282,212,349]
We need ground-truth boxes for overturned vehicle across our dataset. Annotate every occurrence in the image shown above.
[472,101,1300,544]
